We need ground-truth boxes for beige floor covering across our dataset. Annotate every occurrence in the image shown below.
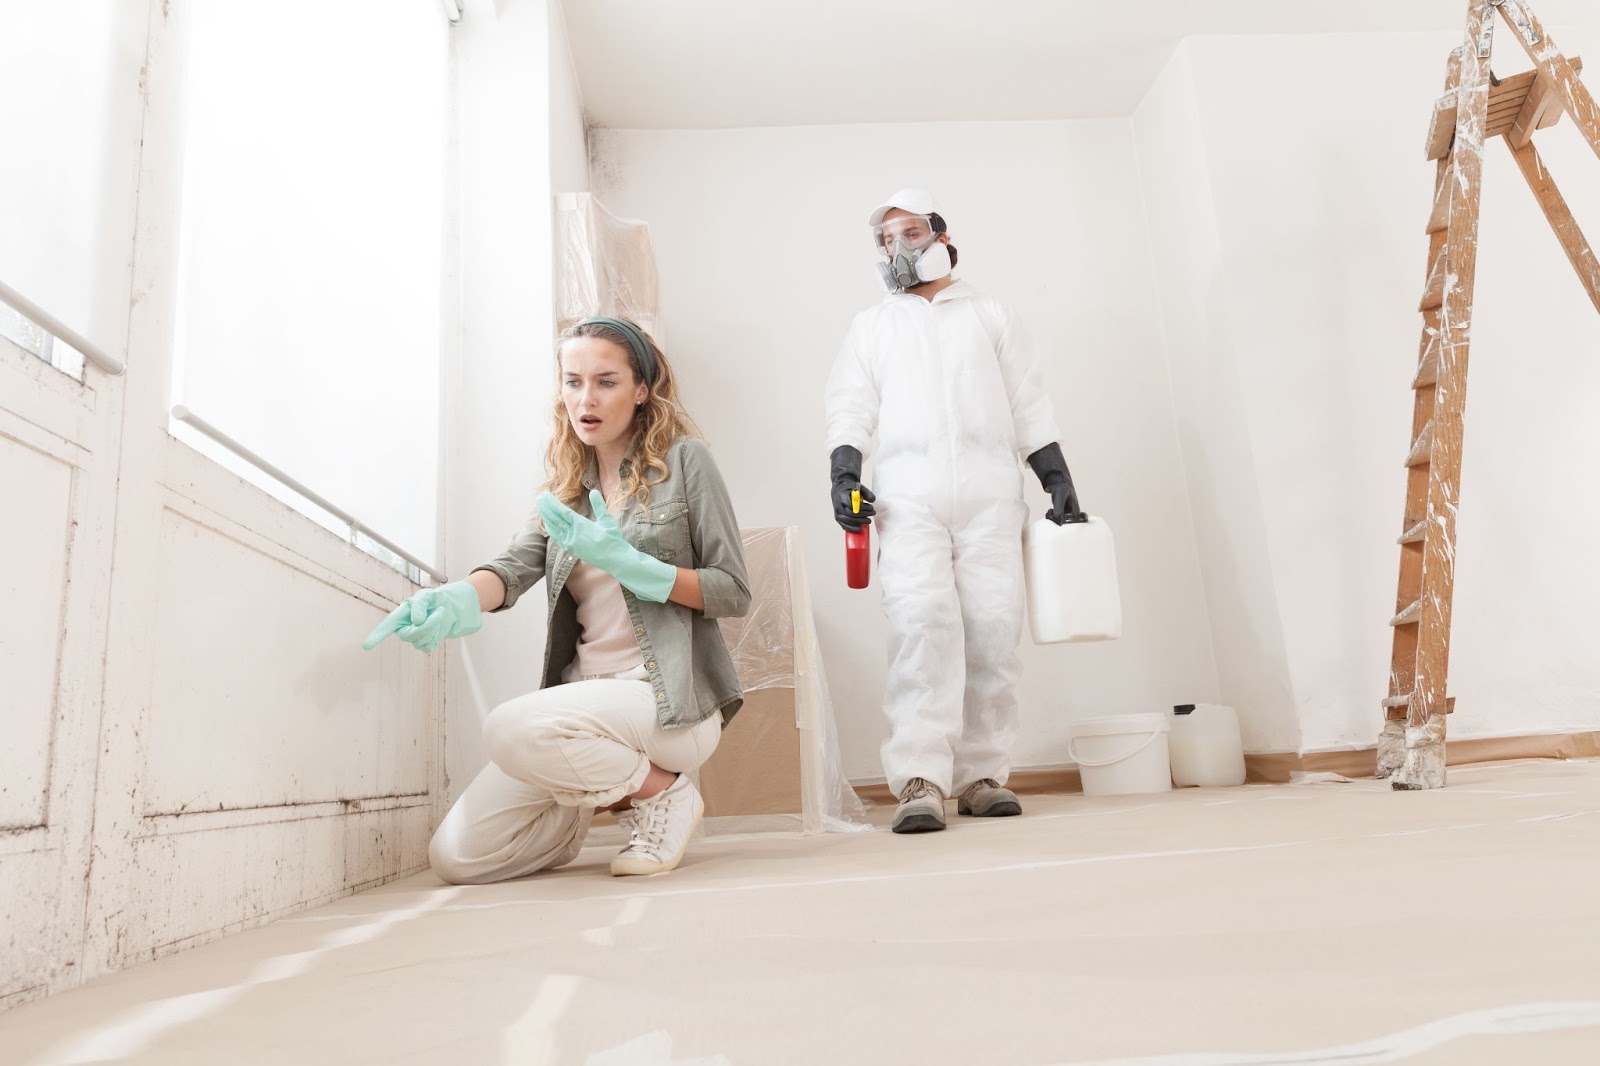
[5,759,1600,1066]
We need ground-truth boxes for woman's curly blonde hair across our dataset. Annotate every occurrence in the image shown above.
[543,319,699,509]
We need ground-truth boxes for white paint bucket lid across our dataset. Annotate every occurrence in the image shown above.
[1069,712,1172,739]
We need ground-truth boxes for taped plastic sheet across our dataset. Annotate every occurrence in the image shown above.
[723,527,798,693]
[1376,717,1407,780]
[706,527,868,831]
[1392,715,1449,790]
[1289,771,1353,785]
[555,192,661,339]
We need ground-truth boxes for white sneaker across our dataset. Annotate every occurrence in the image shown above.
[610,774,704,877]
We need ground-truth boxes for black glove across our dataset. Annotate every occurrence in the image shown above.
[829,445,876,532]
[1025,442,1086,526]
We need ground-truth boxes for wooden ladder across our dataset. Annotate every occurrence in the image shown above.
[1382,0,1600,790]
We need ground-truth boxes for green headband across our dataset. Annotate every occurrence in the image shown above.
[577,316,658,389]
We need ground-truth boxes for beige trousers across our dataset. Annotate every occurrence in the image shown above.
[428,666,722,885]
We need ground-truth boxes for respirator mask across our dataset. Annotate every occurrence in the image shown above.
[872,213,951,292]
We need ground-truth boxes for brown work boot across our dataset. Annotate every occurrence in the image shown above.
[957,778,1022,817]
[892,777,946,834]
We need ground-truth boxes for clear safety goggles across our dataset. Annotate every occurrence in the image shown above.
[871,213,939,252]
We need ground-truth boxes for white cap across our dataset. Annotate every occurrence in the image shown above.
[868,187,939,227]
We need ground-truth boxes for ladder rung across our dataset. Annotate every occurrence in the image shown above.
[1390,599,1423,627]
[1382,694,1456,717]
[1425,91,1457,160]
[1419,250,1447,311]
[1398,519,1427,544]
[1413,335,1440,388]
[1405,420,1434,467]
[1426,163,1454,234]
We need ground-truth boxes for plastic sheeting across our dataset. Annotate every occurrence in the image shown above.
[712,527,867,831]
[722,527,799,693]
[555,192,661,339]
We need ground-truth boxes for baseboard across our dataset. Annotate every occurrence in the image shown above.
[1248,729,1600,783]
[850,729,1600,804]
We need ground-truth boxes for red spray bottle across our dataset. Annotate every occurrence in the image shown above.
[845,489,871,589]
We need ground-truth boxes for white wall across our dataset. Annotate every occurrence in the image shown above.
[591,120,1220,781]
[1138,29,1600,751]
[549,0,589,196]
[445,0,589,801]
[1132,44,1301,753]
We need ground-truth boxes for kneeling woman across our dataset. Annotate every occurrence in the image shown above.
[365,317,750,882]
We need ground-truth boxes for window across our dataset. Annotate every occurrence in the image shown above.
[0,303,85,380]
[0,0,129,379]
[169,0,451,575]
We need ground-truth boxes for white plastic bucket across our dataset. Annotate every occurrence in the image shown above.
[1067,712,1173,796]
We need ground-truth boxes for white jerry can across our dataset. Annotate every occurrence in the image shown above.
[1169,703,1247,787]
[1022,516,1122,644]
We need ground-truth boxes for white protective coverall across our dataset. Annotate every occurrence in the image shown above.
[825,279,1060,797]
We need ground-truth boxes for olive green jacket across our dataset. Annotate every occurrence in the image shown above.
[473,436,751,727]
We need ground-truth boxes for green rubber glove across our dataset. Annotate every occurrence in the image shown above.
[536,489,678,604]
[362,580,483,653]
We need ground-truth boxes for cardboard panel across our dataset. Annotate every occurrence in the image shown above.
[698,687,803,816]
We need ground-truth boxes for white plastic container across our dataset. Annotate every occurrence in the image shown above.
[1022,516,1122,644]
[1168,703,1247,787]
[1067,712,1172,797]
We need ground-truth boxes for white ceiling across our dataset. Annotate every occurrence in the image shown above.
[561,0,1600,129]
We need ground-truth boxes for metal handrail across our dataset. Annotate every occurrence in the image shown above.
[171,404,445,583]
[0,278,126,376]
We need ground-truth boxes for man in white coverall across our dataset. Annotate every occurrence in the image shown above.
[825,188,1084,834]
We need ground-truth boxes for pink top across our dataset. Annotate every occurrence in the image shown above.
[566,560,645,678]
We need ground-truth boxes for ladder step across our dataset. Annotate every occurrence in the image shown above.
[1398,519,1427,544]
[1413,335,1440,388]
[1405,420,1434,467]
[1390,599,1423,627]
[1419,249,1447,310]
[1488,58,1584,140]
[1426,162,1454,234]
[1425,91,1457,160]
[1382,693,1457,715]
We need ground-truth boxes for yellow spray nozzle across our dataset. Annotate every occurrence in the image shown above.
[851,489,861,515]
